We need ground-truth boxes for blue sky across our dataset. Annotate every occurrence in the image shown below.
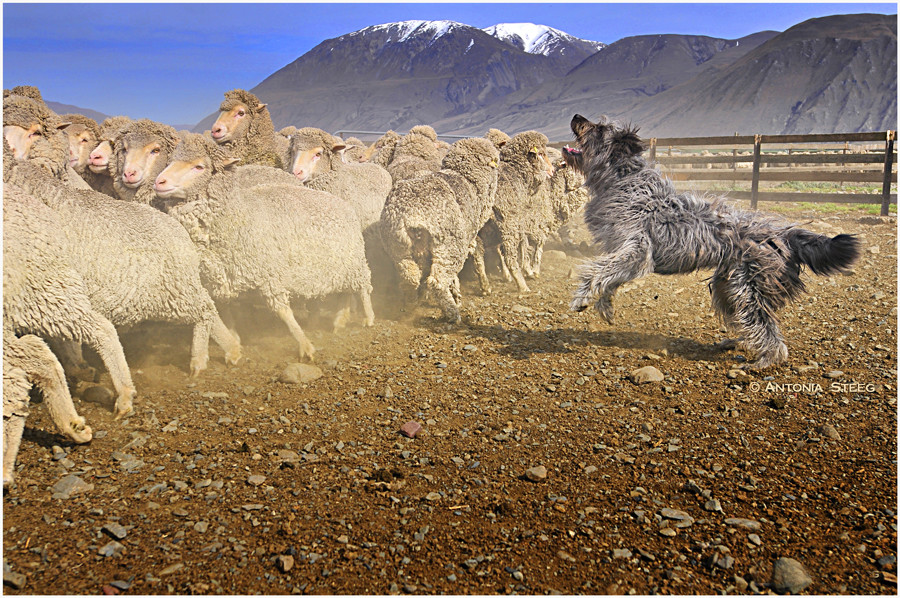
[3,2,896,126]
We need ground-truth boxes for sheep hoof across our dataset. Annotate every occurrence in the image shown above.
[225,348,242,366]
[113,389,136,420]
[67,420,93,444]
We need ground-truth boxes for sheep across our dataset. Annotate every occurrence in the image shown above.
[385,125,445,182]
[485,128,511,150]
[3,179,137,419]
[5,147,243,399]
[287,126,392,231]
[85,116,134,188]
[340,136,368,163]
[474,131,556,294]
[108,118,180,204]
[361,130,401,168]
[522,147,590,278]
[154,132,375,361]
[210,88,290,169]
[4,333,93,487]
[379,137,501,322]
[55,112,121,196]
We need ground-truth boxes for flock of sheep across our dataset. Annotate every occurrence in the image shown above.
[2,85,589,486]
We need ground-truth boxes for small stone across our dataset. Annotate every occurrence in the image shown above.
[247,475,266,487]
[583,465,598,475]
[109,580,132,591]
[98,541,125,558]
[659,527,677,537]
[817,424,841,441]
[3,569,26,590]
[279,363,323,384]
[463,345,477,352]
[556,550,576,562]
[276,554,295,573]
[512,570,524,581]
[51,475,94,499]
[877,555,897,571]
[102,523,128,540]
[629,366,664,384]
[194,521,209,533]
[101,585,120,595]
[81,385,114,406]
[824,370,844,379]
[612,549,632,559]
[704,499,723,513]
[770,557,812,594]
[748,534,762,546]
[159,563,184,576]
[524,466,548,482]
[725,517,761,531]
[399,421,422,438]
[424,492,442,501]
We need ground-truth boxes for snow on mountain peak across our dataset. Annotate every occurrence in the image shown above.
[483,22,605,56]
[364,20,466,44]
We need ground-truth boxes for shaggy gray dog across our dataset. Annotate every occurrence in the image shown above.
[562,114,861,369]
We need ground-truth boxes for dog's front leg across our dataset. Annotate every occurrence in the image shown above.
[571,237,653,323]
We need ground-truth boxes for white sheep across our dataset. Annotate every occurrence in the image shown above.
[380,137,500,322]
[6,147,243,398]
[108,118,181,204]
[154,132,375,361]
[385,125,445,182]
[84,115,134,196]
[361,130,401,168]
[210,88,291,169]
[4,333,93,487]
[475,131,556,293]
[3,178,137,418]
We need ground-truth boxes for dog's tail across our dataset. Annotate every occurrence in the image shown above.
[784,229,861,276]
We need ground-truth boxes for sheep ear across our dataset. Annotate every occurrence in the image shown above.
[255,103,267,112]
[332,143,347,154]
[56,121,73,131]
[222,157,240,170]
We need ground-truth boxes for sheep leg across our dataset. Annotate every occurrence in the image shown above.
[502,235,530,293]
[189,321,211,377]
[17,336,93,444]
[531,240,545,278]
[496,246,512,281]
[274,303,316,362]
[209,314,242,366]
[571,237,653,323]
[471,236,492,296]
[425,270,461,324]
[80,314,137,420]
[358,287,375,327]
[332,295,353,332]
[3,414,26,487]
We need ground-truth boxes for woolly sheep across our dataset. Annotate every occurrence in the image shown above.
[475,131,555,293]
[361,130,401,168]
[86,116,134,182]
[287,126,392,230]
[6,153,243,400]
[385,125,445,182]
[108,118,181,204]
[380,137,500,322]
[485,128,511,150]
[340,136,367,163]
[4,333,93,486]
[3,179,137,418]
[55,112,120,196]
[210,88,290,169]
[522,147,589,278]
[154,132,375,361]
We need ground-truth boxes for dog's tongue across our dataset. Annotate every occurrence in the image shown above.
[564,146,582,154]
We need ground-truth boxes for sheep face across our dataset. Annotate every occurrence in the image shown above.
[89,140,113,173]
[211,101,264,144]
[63,124,97,171]
[120,137,165,188]
[3,123,41,160]
[290,142,345,182]
[154,156,212,200]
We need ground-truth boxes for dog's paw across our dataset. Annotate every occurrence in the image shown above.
[570,295,591,312]
[715,338,740,351]
[596,296,615,324]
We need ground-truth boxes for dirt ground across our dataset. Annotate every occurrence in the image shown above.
[3,205,897,596]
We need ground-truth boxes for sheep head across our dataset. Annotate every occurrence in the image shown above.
[59,114,101,172]
[113,119,179,189]
[288,127,345,182]
[485,128,510,150]
[2,90,67,160]
[441,137,500,178]
[211,88,272,145]
[361,130,400,164]
[501,131,554,180]
[155,132,238,201]
[89,116,133,173]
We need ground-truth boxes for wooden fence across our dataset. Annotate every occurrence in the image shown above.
[643,131,897,216]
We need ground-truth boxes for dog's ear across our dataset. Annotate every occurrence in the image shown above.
[611,125,645,156]
[571,114,592,138]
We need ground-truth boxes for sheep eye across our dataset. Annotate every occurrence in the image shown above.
[237,110,245,117]
[193,164,204,171]
[28,131,40,138]
[150,148,161,155]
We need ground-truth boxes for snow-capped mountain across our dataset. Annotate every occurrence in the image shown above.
[483,23,606,57]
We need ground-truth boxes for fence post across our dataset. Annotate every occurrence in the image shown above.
[750,134,762,210]
[881,130,895,217]
[648,138,657,166]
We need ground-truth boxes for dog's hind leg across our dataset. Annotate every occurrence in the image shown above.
[724,265,789,369]
[571,237,653,323]
[709,270,743,351]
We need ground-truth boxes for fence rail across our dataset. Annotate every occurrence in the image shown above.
[645,131,897,215]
